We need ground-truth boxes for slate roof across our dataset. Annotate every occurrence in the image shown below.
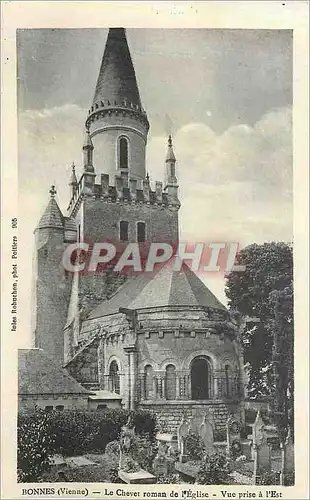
[88,261,226,319]
[18,349,90,395]
[36,197,64,231]
[89,390,122,401]
[64,216,77,232]
[92,28,142,109]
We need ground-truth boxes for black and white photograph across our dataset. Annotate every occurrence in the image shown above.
[1,2,309,499]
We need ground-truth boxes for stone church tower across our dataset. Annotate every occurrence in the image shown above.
[32,28,244,431]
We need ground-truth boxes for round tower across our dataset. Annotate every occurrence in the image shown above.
[86,28,149,182]
[32,186,71,366]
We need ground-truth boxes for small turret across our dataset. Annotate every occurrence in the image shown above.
[35,185,64,231]
[81,129,96,194]
[69,162,78,197]
[165,135,177,186]
[164,136,180,209]
[83,128,94,173]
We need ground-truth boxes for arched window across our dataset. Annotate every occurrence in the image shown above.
[144,364,154,399]
[109,360,120,394]
[191,356,212,400]
[225,365,231,397]
[119,137,129,170]
[165,364,176,400]
[120,220,129,242]
[137,222,146,243]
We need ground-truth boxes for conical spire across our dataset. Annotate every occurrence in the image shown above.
[36,186,64,231]
[69,163,78,186]
[166,135,176,162]
[92,28,142,108]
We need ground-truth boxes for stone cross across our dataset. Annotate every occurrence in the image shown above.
[155,433,178,475]
[153,440,168,477]
[252,411,271,484]
[119,416,138,471]
[199,412,214,454]
[177,415,190,463]
[226,416,242,458]
[280,428,294,485]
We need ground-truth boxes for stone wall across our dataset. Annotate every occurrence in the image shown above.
[138,401,242,438]
[18,394,89,411]
[81,197,179,247]
[33,228,72,366]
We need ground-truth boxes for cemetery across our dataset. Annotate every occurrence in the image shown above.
[18,405,294,486]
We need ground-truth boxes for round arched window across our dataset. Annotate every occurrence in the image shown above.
[165,364,176,400]
[144,365,153,399]
[119,137,129,169]
[109,360,120,394]
[191,356,212,400]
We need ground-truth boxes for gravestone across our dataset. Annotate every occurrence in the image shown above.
[189,408,205,433]
[155,433,178,473]
[177,415,190,463]
[119,415,139,472]
[153,439,168,477]
[226,416,242,458]
[118,416,156,484]
[252,411,271,484]
[280,428,294,485]
[199,412,214,454]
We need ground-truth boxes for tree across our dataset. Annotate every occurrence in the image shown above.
[225,242,293,399]
[269,284,294,439]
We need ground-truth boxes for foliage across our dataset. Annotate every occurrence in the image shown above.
[185,432,206,461]
[230,439,242,459]
[157,473,181,484]
[269,285,294,440]
[122,456,141,473]
[109,466,120,483]
[131,434,158,472]
[18,408,157,458]
[225,242,293,400]
[105,440,120,460]
[17,407,55,482]
[129,410,157,440]
[256,469,280,485]
[283,472,295,486]
[196,452,231,485]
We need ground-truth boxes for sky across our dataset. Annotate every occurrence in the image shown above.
[17,28,293,347]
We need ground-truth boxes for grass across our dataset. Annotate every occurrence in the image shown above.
[39,453,118,483]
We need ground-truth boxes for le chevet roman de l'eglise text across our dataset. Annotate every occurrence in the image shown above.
[18,28,294,488]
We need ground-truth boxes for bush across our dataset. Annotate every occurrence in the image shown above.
[196,452,231,485]
[17,408,55,482]
[18,407,157,459]
[185,432,206,461]
[157,473,181,484]
[256,469,280,485]
[109,466,120,483]
[131,434,158,472]
[105,440,120,460]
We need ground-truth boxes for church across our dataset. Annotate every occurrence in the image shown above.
[19,28,245,433]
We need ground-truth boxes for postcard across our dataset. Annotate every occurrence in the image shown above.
[1,2,309,499]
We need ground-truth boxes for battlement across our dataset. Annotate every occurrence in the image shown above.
[85,99,149,130]
[67,173,180,216]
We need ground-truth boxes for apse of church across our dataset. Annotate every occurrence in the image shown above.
[32,28,244,430]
